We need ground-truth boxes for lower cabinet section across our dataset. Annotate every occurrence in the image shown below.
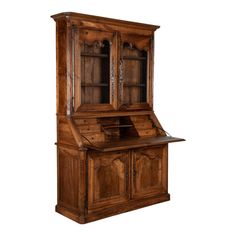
[87,145,168,212]
[56,144,169,223]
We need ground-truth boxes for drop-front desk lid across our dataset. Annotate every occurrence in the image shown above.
[85,136,185,152]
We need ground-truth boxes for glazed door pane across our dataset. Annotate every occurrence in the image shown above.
[88,151,130,210]
[119,34,152,110]
[73,29,115,111]
[80,40,110,104]
[122,43,147,104]
[132,146,168,198]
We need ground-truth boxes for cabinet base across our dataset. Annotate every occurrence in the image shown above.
[56,193,170,224]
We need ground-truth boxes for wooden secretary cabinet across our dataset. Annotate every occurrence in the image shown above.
[52,12,184,223]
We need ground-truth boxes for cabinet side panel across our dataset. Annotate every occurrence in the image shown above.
[162,144,168,192]
[58,116,77,146]
[56,20,67,114]
[57,146,80,210]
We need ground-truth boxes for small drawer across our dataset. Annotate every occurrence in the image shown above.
[130,115,149,123]
[83,132,105,143]
[134,121,153,130]
[74,118,98,125]
[138,128,157,137]
[79,124,101,133]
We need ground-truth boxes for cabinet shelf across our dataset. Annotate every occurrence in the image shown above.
[123,83,146,87]
[81,83,109,87]
[81,53,108,58]
[122,56,146,60]
[102,124,133,129]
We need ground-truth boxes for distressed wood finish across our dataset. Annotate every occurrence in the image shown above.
[52,12,185,224]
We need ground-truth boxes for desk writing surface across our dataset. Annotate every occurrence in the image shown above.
[86,136,185,152]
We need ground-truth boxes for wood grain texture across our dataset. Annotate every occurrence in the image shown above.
[53,12,184,224]
[57,146,80,208]
[132,146,168,198]
[56,19,67,114]
[88,151,130,212]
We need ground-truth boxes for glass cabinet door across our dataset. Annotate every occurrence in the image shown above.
[73,29,115,111]
[80,40,110,104]
[119,35,152,110]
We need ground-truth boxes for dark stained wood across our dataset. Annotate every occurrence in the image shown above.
[52,12,184,224]
[123,56,146,60]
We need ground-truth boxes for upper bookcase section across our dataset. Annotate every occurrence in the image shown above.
[52,12,160,114]
[51,12,159,35]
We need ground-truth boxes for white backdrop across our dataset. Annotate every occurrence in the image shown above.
[0,0,236,235]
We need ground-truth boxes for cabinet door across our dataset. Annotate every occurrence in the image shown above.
[88,151,130,210]
[132,146,168,199]
[73,29,116,111]
[119,34,153,110]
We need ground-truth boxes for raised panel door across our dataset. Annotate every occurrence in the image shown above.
[88,151,130,210]
[132,146,168,198]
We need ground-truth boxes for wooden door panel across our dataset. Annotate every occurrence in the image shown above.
[88,151,130,209]
[132,146,168,198]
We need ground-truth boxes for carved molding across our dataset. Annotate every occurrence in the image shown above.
[119,59,123,102]
[81,40,107,48]
[110,59,115,100]
[138,152,162,160]
[120,34,150,51]
[79,30,112,47]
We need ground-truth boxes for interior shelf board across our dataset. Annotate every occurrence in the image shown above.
[122,56,146,60]
[81,53,108,58]
[81,83,109,87]
[123,83,146,87]
[102,124,133,129]
[85,136,185,152]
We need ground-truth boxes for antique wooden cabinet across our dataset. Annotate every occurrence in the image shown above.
[51,12,184,224]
